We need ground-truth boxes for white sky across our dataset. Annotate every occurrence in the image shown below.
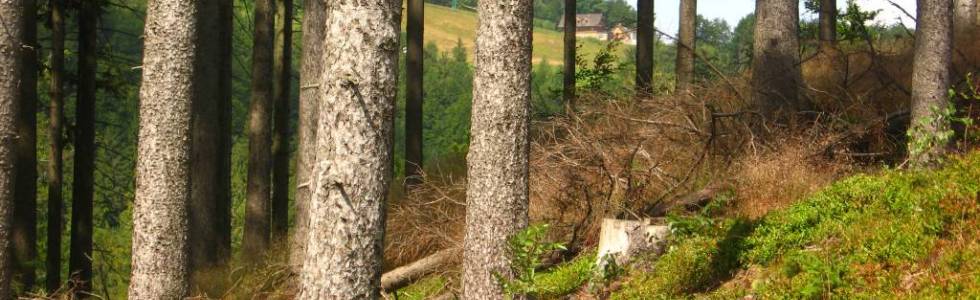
[625,0,917,35]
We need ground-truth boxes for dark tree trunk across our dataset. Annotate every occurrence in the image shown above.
[244,0,275,260]
[0,2,24,298]
[271,0,293,240]
[818,0,837,50]
[636,0,654,95]
[909,0,953,167]
[13,0,38,290]
[405,0,424,186]
[216,0,234,264]
[46,0,66,292]
[69,0,98,294]
[291,0,324,270]
[676,0,696,92]
[189,0,225,275]
[563,0,576,110]
[462,0,533,298]
[129,0,200,296]
[751,0,804,119]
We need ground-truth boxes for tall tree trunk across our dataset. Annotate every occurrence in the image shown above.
[462,0,533,299]
[405,0,424,185]
[244,0,275,260]
[291,0,324,270]
[297,0,401,297]
[13,0,37,290]
[751,0,804,119]
[636,0,654,95]
[189,0,224,274]
[69,0,97,293]
[271,0,293,241]
[46,0,66,292]
[909,0,953,167]
[129,0,199,298]
[0,3,25,298]
[563,0,576,110]
[818,0,837,50]
[216,0,234,264]
[953,0,976,37]
[676,0,696,92]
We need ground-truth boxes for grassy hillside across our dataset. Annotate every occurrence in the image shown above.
[407,3,608,63]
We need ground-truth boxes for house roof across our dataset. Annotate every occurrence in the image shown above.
[557,13,606,29]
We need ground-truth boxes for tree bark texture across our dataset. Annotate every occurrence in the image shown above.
[909,0,953,167]
[13,0,37,290]
[954,0,976,38]
[405,0,424,185]
[244,0,275,260]
[462,0,533,299]
[635,0,654,95]
[751,0,804,119]
[69,0,97,293]
[563,0,576,110]
[272,0,293,240]
[676,0,696,92]
[128,0,199,298]
[819,0,837,50]
[297,0,401,298]
[46,0,66,292]
[189,0,225,273]
[216,0,234,264]
[291,0,324,270]
[0,2,24,298]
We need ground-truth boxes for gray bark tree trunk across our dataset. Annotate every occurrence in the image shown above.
[462,0,533,299]
[405,0,424,186]
[297,0,401,297]
[909,0,953,167]
[13,0,37,290]
[244,0,275,260]
[272,0,293,241]
[676,0,696,92]
[291,0,324,270]
[69,1,97,294]
[46,0,66,292]
[751,0,804,119]
[954,0,976,38]
[128,0,199,298]
[636,0,654,95]
[0,2,24,298]
[563,0,576,110]
[819,0,837,50]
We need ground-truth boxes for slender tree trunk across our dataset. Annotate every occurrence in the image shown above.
[0,3,25,298]
[271,0,293,240]
[751,0,804,119]
[291,0,324,270]
[46,0,66,292]
[69,0,97,293]
[216,0,234,264]
[13,0,38,290]
[244,0,275,260]
[563,0,576,110]
[676,0,696,92]
[636,0,654,95]
[818,0,837,50]
[189,0,224,274]
[909,0,953,167]
[462,0,533,299]
[954,0,976,36]
[405,0,424,185]
[129,0,200,298]
[297,0,401,297]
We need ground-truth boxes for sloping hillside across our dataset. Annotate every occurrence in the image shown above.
[406,3,608,63]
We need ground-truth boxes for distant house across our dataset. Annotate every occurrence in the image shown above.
[557,13,608,41]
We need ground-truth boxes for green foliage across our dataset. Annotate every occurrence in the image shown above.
[532,253,596,299]
[907,87,972,165]
[497,224,567,298]
[394,276,450,300]
[576,41,623,93]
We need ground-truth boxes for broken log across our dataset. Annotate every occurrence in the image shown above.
[595,218,670,271]
[381,247,459,292]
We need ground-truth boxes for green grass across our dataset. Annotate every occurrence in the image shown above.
[408,3,609,63]
[612,151,980,299]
